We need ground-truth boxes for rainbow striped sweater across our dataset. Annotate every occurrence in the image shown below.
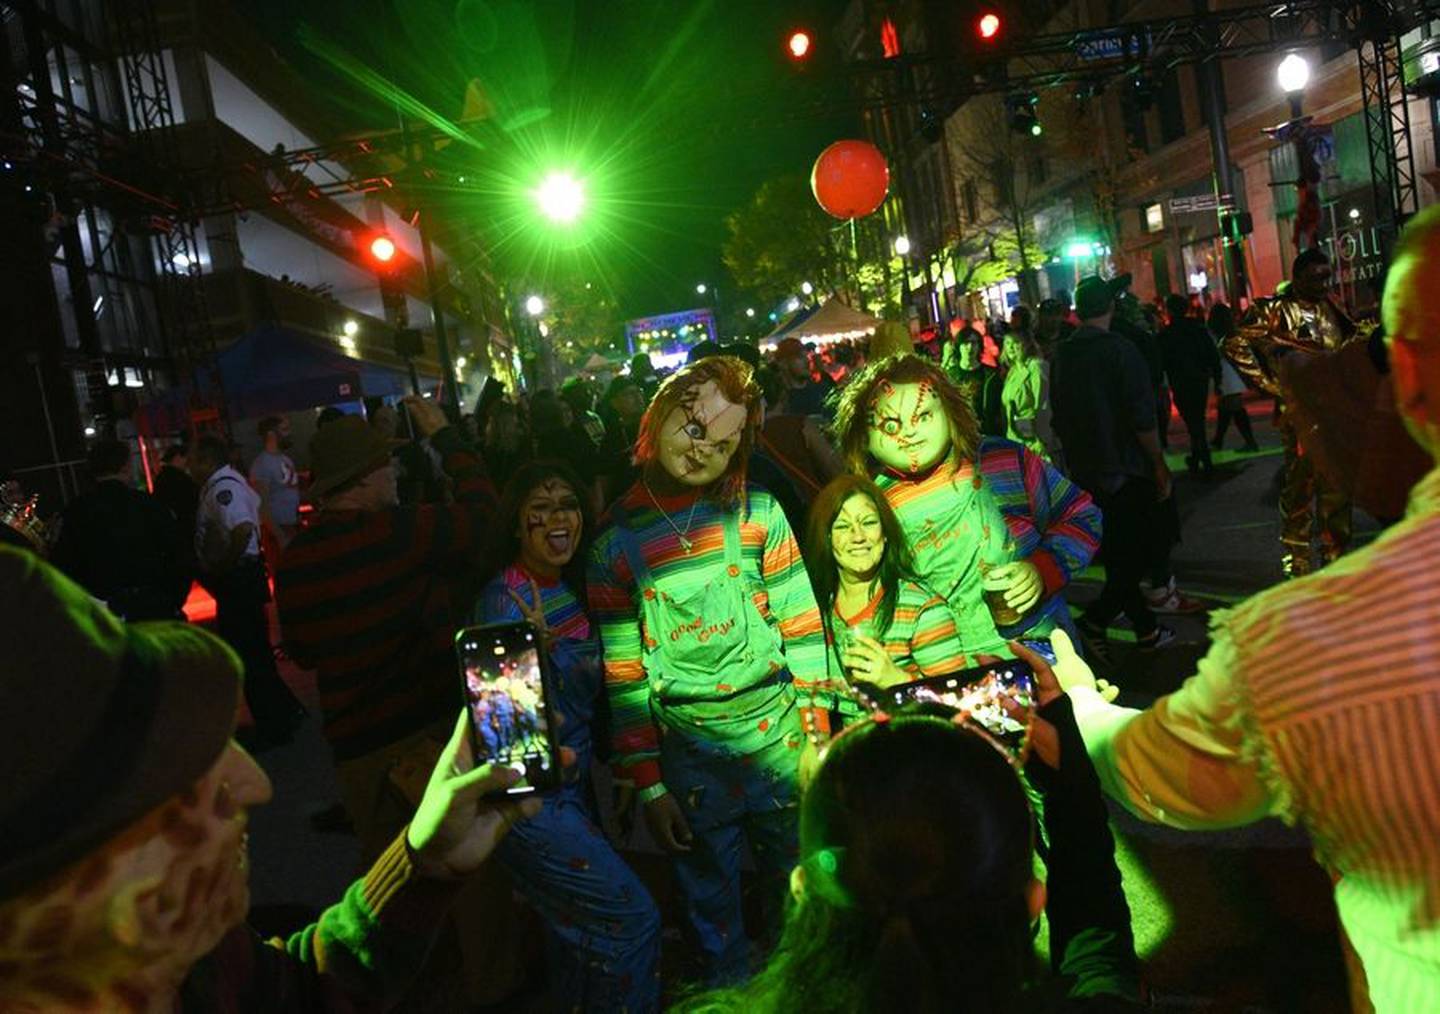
[873,437,1101,650]
[587,483,828,788]
[831,579,969,680]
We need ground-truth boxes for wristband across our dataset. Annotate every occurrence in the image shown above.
[638,783,670,804]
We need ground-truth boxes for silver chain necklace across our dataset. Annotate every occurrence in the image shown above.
[644,481,701,554]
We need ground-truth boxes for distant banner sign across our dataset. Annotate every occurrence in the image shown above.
[1168,194,1235,214]
[1075,28,1151,62]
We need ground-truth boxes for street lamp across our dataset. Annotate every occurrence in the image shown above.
[1277,53,1310,118]
[534,171,585,225]
[893,235,911,256]
[745,307,755,317]
[342,319,359,337]
[801,281,814,296]
[696,282,708,295]
[525,294,545,316]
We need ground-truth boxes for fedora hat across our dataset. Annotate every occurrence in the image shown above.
[0,548,241,901]
[308,415,393,499]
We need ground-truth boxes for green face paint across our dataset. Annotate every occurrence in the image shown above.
[866,380,950,475]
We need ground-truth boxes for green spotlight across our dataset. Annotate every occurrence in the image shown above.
[534,171,585,224]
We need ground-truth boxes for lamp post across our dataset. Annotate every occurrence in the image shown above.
[1277,53,1310,120]
[696,283,721,341]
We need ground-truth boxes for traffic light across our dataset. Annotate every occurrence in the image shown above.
[369,234,396,264]
[880,17,900,58]
[787,30,812,61]
[1006,93,1041,136]
[976,11,1002,41]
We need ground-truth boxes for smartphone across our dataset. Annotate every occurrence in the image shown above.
[1018,638,1057,665]
[857,660,1036,753]
[454,621,561,795]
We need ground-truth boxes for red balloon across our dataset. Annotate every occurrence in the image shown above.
[811,140,890,220]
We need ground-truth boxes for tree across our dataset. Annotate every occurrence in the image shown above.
[722,174,845,308]
[947,95,1055,304]
[724,173,902,318]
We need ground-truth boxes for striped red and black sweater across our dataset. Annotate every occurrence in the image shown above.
[275,427,496,763]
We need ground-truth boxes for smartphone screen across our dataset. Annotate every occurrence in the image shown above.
[867,661,1036,755]
[455,622,560,794]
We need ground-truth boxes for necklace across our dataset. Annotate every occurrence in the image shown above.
[645,481,700,553]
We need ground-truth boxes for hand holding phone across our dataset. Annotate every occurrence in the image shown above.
[455,621,562,796]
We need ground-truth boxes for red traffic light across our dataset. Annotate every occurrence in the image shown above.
[787,30,812,60]
[977,12,1002,40]
[369,235,396,263]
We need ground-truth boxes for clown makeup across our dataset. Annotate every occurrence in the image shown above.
[866,380,951,475]
[830,492,885,583]
[656,379,748,487]
[516,478,583,578]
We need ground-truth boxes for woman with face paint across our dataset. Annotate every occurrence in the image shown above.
[587,356,831,985]
[805,475,969,694]
[473,461,661,1012]
[833,355,1102,654]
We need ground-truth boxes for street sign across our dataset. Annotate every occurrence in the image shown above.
[1168,194,1235,214]
[1075,28,1151,62]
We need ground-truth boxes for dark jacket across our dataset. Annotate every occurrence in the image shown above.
[1159,318,1222,398]
[1050,325,1157,494]
[51,478,184,620]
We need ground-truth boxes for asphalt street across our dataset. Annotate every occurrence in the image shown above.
[244,395,1368,1011]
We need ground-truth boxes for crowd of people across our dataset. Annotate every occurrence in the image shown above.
[4,205,1439,1013]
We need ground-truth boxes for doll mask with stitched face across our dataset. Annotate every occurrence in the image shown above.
[656,379,748,487]
[866,380,951,476]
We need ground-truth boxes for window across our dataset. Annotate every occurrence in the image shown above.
[1144,202,1165,233]
[962,179,979,223]
[1122,94,1148,152]
[1158,68,1185,144]
[1029,153,1048,185]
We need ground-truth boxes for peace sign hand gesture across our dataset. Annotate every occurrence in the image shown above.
[506,574,553,652]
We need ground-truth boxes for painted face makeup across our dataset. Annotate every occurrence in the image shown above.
[830,492,886,581]
[656,380,747,487]
[866,380,951,475]
[516,478,583,576]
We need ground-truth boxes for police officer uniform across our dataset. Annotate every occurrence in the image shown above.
[197,464,303,743]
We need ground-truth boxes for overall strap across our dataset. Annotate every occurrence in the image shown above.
[722,499,743,570]
[609,499,654,590]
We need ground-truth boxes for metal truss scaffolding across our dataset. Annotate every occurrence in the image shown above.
[105,0,216,390]
[1356,26,1420,244]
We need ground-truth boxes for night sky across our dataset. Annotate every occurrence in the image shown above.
[251,0,855,320]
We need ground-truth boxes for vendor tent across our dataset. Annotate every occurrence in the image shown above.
[779,298,880,344]
[134,324,430,430]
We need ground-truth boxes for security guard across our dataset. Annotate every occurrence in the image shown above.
[191,434,304,746]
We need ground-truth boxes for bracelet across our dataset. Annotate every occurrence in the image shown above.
[801,708,829,748]
[637,783,670,804]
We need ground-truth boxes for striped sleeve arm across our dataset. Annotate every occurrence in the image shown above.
[586,531,662,787]
[757,492,831,733]
[908,594,969,678]
[1069,630,1277,831]
[1022,448,1102,595]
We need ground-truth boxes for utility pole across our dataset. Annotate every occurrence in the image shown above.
[1196,0,1249,304]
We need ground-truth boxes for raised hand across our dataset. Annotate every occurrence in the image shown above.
[405,711,541,879]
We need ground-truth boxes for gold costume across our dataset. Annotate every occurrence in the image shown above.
[1224,294,1368,577]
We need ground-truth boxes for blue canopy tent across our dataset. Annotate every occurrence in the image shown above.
[135,324,435,432]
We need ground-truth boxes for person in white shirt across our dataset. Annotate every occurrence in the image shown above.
[250,416,301,549]
[192,434,303,748]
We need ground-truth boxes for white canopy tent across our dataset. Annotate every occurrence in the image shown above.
[760,298,880,350]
